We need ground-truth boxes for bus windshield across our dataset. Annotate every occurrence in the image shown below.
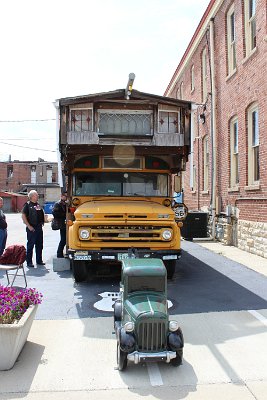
[73,172,168,197]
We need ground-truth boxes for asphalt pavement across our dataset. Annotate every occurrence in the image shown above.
[1,214,267,400]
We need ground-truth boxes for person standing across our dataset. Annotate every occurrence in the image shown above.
[52,191,67,258]
[21,190,45,267]
[0,197,7,256]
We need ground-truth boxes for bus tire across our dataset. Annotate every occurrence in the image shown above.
[72,260,87,282]
[164,260,176,279]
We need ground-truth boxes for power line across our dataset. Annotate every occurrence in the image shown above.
[0,141,56,152]
[0,138,54,141]
[0,118,56,123]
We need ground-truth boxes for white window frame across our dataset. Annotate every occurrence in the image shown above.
[230,117,239,187]
[191,65,195,92]
[247,103,260,184]
[244,0,256,55]
[180,82,184,100]
[227,4,236,75]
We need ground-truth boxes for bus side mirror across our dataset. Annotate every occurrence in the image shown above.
[174,175,182,193]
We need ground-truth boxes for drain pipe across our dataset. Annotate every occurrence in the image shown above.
[209,18,217,239]
[53,100,63,189]
[190,103,198,190]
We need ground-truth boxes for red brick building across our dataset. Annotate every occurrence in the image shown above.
[165,0,267,257]
[0,158,60,206]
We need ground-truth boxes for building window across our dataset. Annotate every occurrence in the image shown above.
[247,104,259,184]
[158,111,179,134]
[230,117,239,187]
[47,168,52,184]
[180,82,184,100]
[201,48,208,102]
[31,166,36,184]
[176,85,180,99]
[244,0,256,55]
[192,165,197,192]
[203,136,209,191]
[7,165,13,179]
[191,65,195,92]
[70,109,93,132]
[227,5,236,75]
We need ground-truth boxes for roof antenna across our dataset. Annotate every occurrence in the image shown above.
[125,73,135,100]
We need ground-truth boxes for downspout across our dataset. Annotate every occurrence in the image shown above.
[53,100,63,188]
[209,18,217,239]
[190,103,198,190]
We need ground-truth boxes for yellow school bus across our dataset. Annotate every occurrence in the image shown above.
[56,82,191,281]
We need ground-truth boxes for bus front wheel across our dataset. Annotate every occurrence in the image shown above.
[72,260,87,282]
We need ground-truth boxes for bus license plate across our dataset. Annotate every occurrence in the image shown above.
[74,255,91,260]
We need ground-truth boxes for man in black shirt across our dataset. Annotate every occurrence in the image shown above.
[21,190,45,268]
[52,191,68,258]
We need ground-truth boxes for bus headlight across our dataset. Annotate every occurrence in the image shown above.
[162,229,172,240]
[79,229,90,239]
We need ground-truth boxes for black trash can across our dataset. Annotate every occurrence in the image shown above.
[181,211,208,240]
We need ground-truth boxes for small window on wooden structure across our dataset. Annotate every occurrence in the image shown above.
[247,103,260,184]
[70,109,93,132]
[158,111,179,134]
[230,117,239,187]
[227,5,236,75]
[98,110,152,136]
[244,0,256,55]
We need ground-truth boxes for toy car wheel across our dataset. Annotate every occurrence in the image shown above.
[72,260,87,282]
[114,300,122,321]
[117,342,128,371]
[170,349,183,366]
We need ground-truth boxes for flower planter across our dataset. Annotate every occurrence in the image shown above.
[0,304,38,370]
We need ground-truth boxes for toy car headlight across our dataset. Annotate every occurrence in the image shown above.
[124,321,135,332]
[162,229,172,240]
[169,320,179,332]
[79,229,90,239]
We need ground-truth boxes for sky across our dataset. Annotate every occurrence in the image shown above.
[0,0,210,162]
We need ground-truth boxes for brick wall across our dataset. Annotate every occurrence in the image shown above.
[0,162,29,192]
[167,0,267,256]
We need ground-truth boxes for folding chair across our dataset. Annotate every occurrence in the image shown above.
[0,245,27,288]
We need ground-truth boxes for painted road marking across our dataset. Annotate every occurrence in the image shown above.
[94,291,173,312]
[248,310,267,326]
[146,362,163,386]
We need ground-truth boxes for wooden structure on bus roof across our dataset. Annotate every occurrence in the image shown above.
[57,89,192,173]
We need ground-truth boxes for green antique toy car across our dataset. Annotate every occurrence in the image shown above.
[114,258,184,371]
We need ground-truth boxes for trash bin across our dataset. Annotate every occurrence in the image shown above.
[43,202,55,214]
[181,211,208,240]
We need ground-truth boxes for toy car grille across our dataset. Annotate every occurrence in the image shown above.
[137,320,166,351]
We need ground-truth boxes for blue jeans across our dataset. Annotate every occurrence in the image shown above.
[26,224,43,265]
[0,228,7,256]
